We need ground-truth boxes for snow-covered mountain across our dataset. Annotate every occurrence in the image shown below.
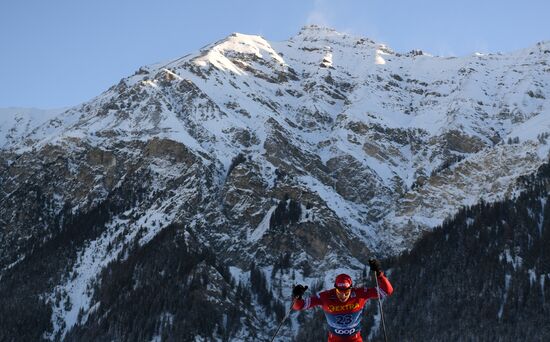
[0,107,66,148]
[1,25,550,340]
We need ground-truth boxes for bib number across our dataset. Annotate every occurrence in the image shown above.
[335,314,353,325]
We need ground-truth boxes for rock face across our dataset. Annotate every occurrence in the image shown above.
[1,26,550,340]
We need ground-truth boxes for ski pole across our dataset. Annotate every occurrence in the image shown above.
[269,297,296,342]
[374,272,389,342]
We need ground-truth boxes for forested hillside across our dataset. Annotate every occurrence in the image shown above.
[379,162,550,341]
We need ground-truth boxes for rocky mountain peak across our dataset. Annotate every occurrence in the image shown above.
[192,31,286,75]
[296,25,342,37]
[292,25,380,52]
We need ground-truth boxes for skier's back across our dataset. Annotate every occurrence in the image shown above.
[292,259,393,342]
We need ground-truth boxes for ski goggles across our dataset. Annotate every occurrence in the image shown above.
[335,287,352,295]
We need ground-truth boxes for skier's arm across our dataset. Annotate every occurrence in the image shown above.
[360,273,394,299]
[292,292,323,311]
[360,259,394,299]
[291,285,324,310]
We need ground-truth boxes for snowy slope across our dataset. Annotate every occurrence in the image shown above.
[0,107,66,148]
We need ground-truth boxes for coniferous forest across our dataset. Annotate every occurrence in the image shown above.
[375,162,550,341]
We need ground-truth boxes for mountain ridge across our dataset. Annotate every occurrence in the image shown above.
[1,26,550,339]
[3,25,550,254]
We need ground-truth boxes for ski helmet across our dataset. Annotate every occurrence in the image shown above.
[334,273,353,289]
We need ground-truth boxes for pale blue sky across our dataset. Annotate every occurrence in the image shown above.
[1,0,549,108]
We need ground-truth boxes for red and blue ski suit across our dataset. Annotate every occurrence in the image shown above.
[292,274,393,342]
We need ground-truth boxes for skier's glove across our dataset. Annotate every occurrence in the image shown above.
[292,284,308,299]
[368,258,383,276]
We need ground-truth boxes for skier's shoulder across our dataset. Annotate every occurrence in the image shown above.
[354,285,370,292]
[352,286,369,296]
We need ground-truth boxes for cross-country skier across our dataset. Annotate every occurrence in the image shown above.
[292,259,393,342]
